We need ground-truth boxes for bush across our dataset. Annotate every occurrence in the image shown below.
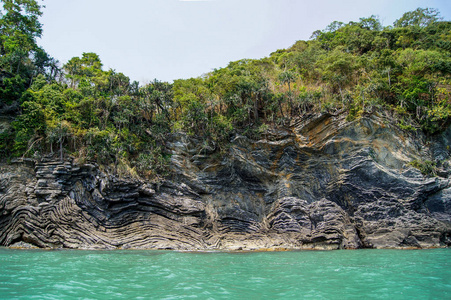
[409,159,437,176]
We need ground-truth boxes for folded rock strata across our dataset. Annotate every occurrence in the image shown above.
[1,112,450,250]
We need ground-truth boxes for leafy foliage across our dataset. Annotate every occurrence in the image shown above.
[2,4,451,179]
[409,159,438,176]
[0,0,57,106]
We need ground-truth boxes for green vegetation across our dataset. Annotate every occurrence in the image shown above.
[1,1,450,179]
[409,159,438,176]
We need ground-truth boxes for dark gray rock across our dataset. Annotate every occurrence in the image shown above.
[1,112,450,250]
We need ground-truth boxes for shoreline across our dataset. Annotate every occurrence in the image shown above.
[3,243,449,252]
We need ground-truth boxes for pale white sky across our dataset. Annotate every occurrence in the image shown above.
[38,0,451,83]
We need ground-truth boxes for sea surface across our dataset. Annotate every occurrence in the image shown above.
[0,248,449,299]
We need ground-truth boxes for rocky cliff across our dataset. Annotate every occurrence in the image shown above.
[1,112,450,250]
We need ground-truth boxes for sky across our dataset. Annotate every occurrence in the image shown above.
[38,0,451,83]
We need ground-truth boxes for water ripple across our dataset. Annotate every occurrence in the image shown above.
[0,249,449,299]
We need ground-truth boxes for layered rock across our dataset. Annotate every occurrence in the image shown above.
[1,112,450,250]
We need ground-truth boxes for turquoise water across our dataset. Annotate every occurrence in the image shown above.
[0,248,450,299]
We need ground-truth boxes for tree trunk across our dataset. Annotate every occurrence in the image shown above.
[339,85,345,104]
[253,94,259,122]
[288,82,293,117]
[279,98,285,119]
[387,68,391,88]
[59,135,63,161]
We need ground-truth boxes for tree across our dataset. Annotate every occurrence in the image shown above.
[359,15,382,31]
[63,52,104,89]
[278,70,297,116]
[394,8,442,28]
[0,0,52,105]
[142,79,173,122]
[317,48,358,103]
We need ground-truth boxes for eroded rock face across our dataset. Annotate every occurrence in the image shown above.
[1,112,450,250]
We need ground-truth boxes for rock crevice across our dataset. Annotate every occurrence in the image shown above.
[1,113,451,250]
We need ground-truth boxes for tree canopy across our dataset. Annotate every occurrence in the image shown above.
[1,3,450,179]
[0,0,57,106]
